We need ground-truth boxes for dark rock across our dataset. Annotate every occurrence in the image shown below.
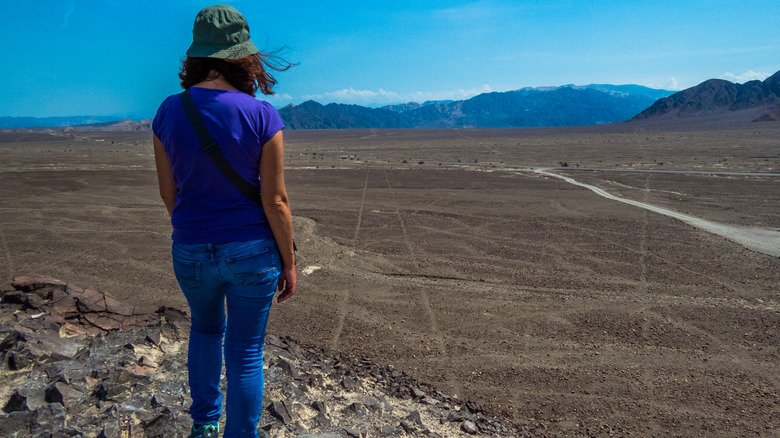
[3,390,30,413]
[277,357,301,380]
[45,382,83,406]
[410,386,425,398]
[266,333,284,349]
[268,400,293,424]
[405,410,424,427]
[97,422,121,438]
[12,274,67,292]
[341,377,358,391]
[151,393,179,408]
[30,402,67,435]
[446,410,465,422]
[93,382,129,401]
[400,420,416,434]
[344,427,364,437]
[381,424,398,435]
[0,411,32,436]
[7,350,32,370]
[25,293,46,309]
[145,331,162,347]
[143,411,188,438]
[311,400,328,414]
[461,420,479,434]
[1,290,26,304]
[138,355,158,368]
[0,331,22,352]
[359,396,384,414]
[314,412,332,428]
[281,382,305,401]
[307,373,324,388]
[32,332,85,360]
[344,402,368,417]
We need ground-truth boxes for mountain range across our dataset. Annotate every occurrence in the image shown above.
[3,70,779,131]
[277,84,670,129]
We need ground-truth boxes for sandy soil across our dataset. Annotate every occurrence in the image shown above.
[0,124,778,437]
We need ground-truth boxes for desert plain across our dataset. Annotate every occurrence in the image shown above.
[0,120,778,436]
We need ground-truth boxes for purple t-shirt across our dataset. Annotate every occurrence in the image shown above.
[152,87,284,244]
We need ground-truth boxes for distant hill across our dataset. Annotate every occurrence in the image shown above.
[279,101,412,129]
[278,84,670,129]
[754,106,780,122]
[631,70,780,122]
[63,119,153,132]
[0,115,124,129]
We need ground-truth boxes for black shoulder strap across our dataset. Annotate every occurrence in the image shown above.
[178,89,262,207]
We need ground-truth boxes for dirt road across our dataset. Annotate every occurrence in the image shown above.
[536,168,780,257]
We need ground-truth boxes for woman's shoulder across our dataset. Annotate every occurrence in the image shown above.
[236,95,282,121]
[254,99,281,116]
[153,93,184,135]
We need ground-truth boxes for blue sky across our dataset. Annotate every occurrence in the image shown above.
[2,0,779,118]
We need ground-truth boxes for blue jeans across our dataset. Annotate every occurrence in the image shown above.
[172,237,281,438]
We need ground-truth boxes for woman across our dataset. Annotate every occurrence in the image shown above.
[152,5,295,438]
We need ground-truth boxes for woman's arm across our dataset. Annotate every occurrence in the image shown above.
[260,130,297,302]
[153,134,178,216]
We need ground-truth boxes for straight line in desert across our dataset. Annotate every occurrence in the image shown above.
[353,166,370,241]
[535,168,780,258]
[382,169,464,397]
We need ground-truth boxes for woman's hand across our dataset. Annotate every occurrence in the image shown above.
[276,267,296,303]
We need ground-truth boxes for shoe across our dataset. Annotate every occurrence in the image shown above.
[189,422,219,438]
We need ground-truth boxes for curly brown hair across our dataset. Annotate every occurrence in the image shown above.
[179,52,295,97]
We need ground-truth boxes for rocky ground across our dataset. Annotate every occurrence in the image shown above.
[0,274,523,437]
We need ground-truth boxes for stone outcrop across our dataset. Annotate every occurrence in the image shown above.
[0,275,527,437]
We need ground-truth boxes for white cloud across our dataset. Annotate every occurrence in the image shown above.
[301,88,401,103]
[299,85,494,106]
[266,93,292,101]
[719,70,771,83]
[263,93,294,107]
[663,77,681,91]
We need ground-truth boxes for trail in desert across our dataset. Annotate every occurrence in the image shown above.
[535,168,780,258]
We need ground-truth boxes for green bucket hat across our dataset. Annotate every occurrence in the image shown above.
[186,4,259,59]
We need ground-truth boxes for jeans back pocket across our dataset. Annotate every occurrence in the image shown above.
[172,257,202,290]
[225,244,280,286]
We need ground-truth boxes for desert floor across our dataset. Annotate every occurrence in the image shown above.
[1,122,778,436]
